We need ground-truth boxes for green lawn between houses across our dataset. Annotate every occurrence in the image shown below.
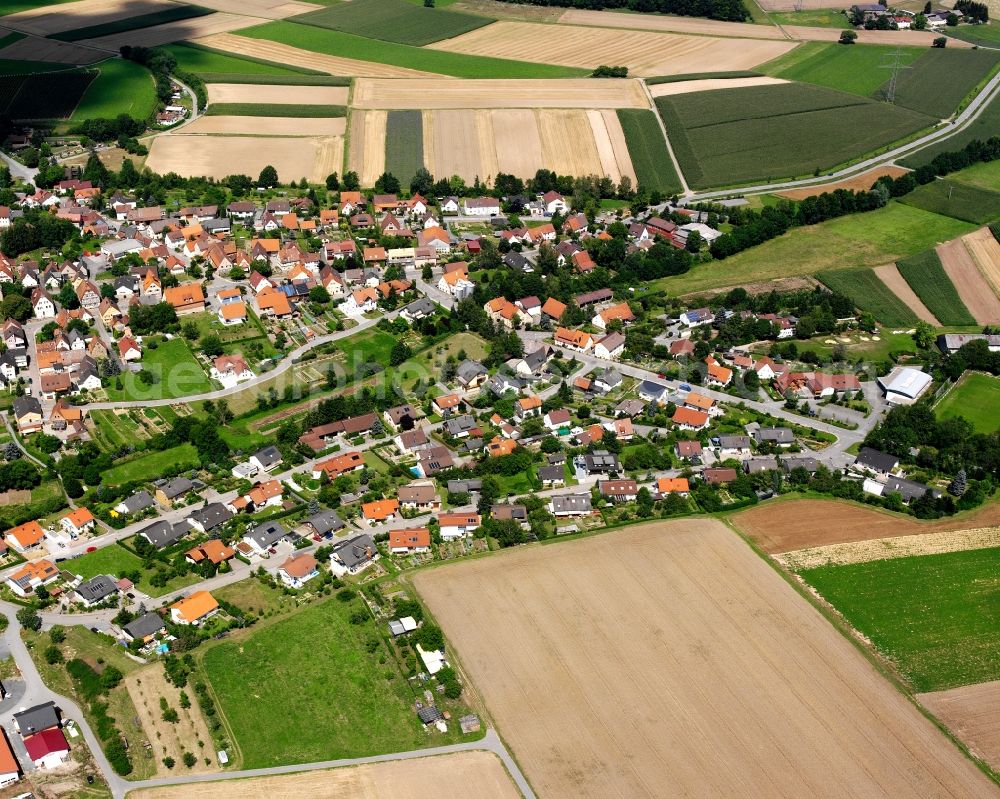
[936,371,1000,434]
[65,543,201,597]
[800,546,1000,692]
[200,596,471,768]
[105,337,213,402]
[102,443,200,485]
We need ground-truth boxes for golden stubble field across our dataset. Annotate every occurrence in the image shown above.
[415,520,998,798]
[206,83,349,105]
[963,226,1000,298]
[938,237,1000,324]
[874,263,939,325]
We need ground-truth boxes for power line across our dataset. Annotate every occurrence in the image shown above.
[880,48,912,104]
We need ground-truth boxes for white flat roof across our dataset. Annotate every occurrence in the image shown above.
[878,366,932,400]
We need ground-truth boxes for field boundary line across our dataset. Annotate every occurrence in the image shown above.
[639,79,688,195]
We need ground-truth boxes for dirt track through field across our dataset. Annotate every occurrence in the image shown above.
[194,32,441,77]
[777,165,909,199]
[874,263,940,325]
[415,520,999,799]
[427,21,796,77]
[126,751,519,799]
[0,0,171,35]
[186,0,321,18]
[207,83,348,105]
[79,13,260,50]
[0,35,103,64]
[919,681,1000,776]
[938,237,1000,324]
[735,497,1000,552]
[184,115,346,136]
[963,227,1000,300]
[348,110,386,187]
[559,8,790,39]
[649,76,788,97]
[351,77,649,109]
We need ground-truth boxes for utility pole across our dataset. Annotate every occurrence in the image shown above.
[880,49,911,104]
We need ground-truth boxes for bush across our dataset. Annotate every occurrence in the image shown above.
[44,645,63,664]
[183,751,197,768]
[16,608,41,631]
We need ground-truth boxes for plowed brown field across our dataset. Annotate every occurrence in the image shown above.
[963,227,1000,299]
[194,32,440,77]
[1,0,170,35]
[938,237,1000,324]
[0,35,103,64]
[351,77,649,109]
[734,497,1000,552]
[778,165,909,199]
[415,519,999,799]
[206,83,348,105]
[126,751,519,799]
[427,21,796,77]
[874,263,939,324]
[920,681,1000,776]
[559,8,789,39]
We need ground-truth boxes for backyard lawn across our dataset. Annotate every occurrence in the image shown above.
[102,443,199,485]
[106,338,212,401]
[936,371,1000,434]
[67,543,201,597]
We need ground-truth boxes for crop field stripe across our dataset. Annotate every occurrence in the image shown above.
[899,179,1000,226]
[385,109,423,187]
[877,48,1000,119]
[205,102,346,117]
[902,90,1000,169]
[163,41,328,76]
[50,4,214,42]
[70,57,157,122]
[817,268,919,327]
[616,108,681,194]
[645,70,763,85]
[290,0,494,46]
[5,68,97,119]
[896,249,976,326]
[196,72,349,85]
[238,21,590,79]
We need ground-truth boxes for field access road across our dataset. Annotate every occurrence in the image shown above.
[686,62,1000,201]
[0,150,37,182]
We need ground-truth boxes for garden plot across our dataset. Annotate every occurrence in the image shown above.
[206,82,349,104]
[937,237,1000,324]
[427,21,796,77]
[184,115,346,135]
[415,519,998,799]
[351,77,648,109]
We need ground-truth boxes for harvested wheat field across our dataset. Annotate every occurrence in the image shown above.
[428,21,796,77]
[589,109,637,184]
[415,520,998,799]
[125,663,218,777]
[347,110,387,187]
[126,751,519,799]
[423,110,491,185]
[79,13,259,50]
[351,77,648,109]
[649,76,788,97]
[734,497,1000,552]
[189,0,321,18]
[0,0,171,35]
[194,32,440,77]
[491,108,542,177]
[874,263,940,325]
[559,8,789,38]
[207,83,349,105]
[920,681,1000,775]
[964,227,1000,298]
[938,237,1000,324]
[785,24,973,45]
[778,165,910,199]
[184,115,346,136]
[147,133,342,182]
[0,35,103,64]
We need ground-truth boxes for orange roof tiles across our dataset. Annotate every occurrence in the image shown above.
[170,590,219,623]
[362,498,399,521]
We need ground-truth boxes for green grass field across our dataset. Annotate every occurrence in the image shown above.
[947,23,1000,47]
[900,178,1000,224]
[50,4,213,42]
[201,597,461,767]
[292,0,492,45]
[239,20,588,78]
[801,547,1000,691]
[106,338,212,401]
[655,83,933,189]
[946,158,1000,192]
[902,90,1000,168]
[896,249,976,325]
[205,102,346,117]
[764,42,923,97]
[936,371,1000,433]
[339,328,397,366]
[617,108,682,194]
[886,48,1000,119]
[658,202,976,295]
[0,58,68,75]
[68,543,200,596]
[103,443,200,485]
[70,58,156,122]
[385,110,423,188]
[3,69,97,119]
[767,9,850,27]
[162,42,327,77]
[818,268,919,327]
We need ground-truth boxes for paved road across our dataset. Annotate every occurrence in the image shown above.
[0,150,37,182]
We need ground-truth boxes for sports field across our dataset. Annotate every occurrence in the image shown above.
[818,268,919,327]
[656,83,932,188]
[901,178,1000,225]
[801,546,1000,692]
[617,108,682,194]
[292,0,492,45]
[415,520,998,798]
[936,371,1000,434]
[896,248,975,326]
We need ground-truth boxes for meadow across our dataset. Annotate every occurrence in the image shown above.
[946,158,1000,192]
[105,338,212,401]
[817,268,918,327]
[238,21,588,79]
[896,249,976,325]
[205,102,346,117]
[617,108,682,194]
[886,48,1000,119]
[162,43,327,78]
[69,58,157,122]
[50,4,213,42]
[656,83,932,188]
[801,547,1000,691]
[936,371,1000,434]
[292,0,493,46]
[767,9,849,27]
[657,201,976,294]
[900,178,1000,225]
[385,109,424,187]
[102,442,200,485]
[901,91,1000,168]
[764,42,923,98]
[947,23,1000,48]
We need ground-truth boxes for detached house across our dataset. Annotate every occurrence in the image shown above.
[389,527,431,554]
[438,512,480,541]
[330,534,379,575]
[169,590,220,625]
